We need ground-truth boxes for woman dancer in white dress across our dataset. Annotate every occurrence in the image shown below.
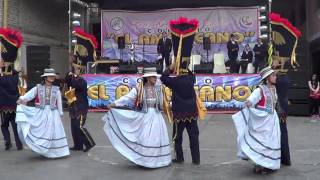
[232,66,281,174]
[102,67,171,168]
[16,68,70,158]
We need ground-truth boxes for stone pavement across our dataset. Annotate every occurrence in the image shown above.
[0,113,319,180]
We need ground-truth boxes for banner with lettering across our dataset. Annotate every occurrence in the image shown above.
[101,7,259,63]
[83,74,261,112]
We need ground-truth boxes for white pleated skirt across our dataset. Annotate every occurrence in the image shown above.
[102,107,171,168]
[16,105,70,158]
[232,108,281,170]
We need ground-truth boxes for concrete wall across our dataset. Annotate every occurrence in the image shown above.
[6,0,68,45]
[272,0,306,36]
[50,47,69,76]
[307,0,320,42]
[0,0,87,76]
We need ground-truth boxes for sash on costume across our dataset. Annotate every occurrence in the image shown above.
[196,95,207,120]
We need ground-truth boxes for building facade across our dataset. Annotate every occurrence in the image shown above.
[0,0,88,87]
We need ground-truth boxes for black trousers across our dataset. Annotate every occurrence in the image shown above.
[240,61,248,74]
[71,114,94,149]
[172,120,200,163]
[0,112,22,148]
[254,59,266,73]
[159,53,171,68]
[309,98,319,115]
[280,120,291,165]
[229,59,239,74]
[276,74,291,165]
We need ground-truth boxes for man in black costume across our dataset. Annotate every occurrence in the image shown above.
[161,17,200,165]
[0,28,23,150]
[64,28,96,152]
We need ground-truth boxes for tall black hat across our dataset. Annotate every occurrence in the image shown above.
[269,13,301,73]
[73,28,98,74]
[169,17,199,75]
[0,28,23,75]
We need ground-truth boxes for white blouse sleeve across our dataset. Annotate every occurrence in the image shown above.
[56,90,63,116]
[19,86,37,102]
[114,88,137,107]
[247,88,262,106]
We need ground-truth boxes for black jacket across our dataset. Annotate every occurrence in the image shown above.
[227,40,239,60]
[160,70,197,114]
[253,43,267,61]
[0,70,19,111]
[241,50,253,63]
[157,38,172,54]
[65,74,89,115]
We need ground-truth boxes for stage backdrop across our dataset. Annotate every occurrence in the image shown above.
[101,7,259,63]
[83,74,261,112]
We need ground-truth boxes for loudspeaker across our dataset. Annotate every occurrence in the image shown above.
[117,36,125,49]
[288,88,309,100]
[119,64,137,74]
[288,71,308,88]
[194,64,213,74]
[288,87,309,116]
[288,103,309,116]
[203,37,211,51]
[96,63,110,74]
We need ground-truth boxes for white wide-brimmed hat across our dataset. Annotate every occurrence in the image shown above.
[260,66,275,81]
[142,67,160,78]
[41,68,57,77]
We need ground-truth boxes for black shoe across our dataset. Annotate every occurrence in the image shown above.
[69,147,83,151]
[17,146,23,151]
[172,159,184,163]
[83,145,94,152]
[192,161,200,165]
[5,143,12,151]
[281,161,291,166]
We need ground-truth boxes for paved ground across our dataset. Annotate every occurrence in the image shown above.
[0,113,319,180]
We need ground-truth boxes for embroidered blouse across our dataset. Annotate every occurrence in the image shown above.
[19,84,63,116]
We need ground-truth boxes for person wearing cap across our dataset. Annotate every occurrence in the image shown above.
[15,68,70,158]
[102,67,171,168]
[232,66,281,174]
[0,28,23,150]
[161,17,200,165]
